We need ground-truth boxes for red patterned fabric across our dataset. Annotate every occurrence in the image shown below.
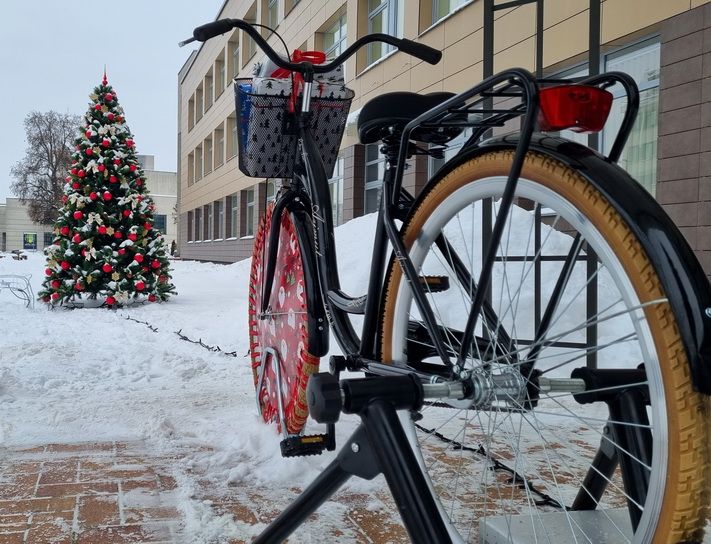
[248,203,320,434]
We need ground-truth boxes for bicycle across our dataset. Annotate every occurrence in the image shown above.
[182,18,711,544]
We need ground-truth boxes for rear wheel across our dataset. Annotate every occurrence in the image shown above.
[380,150,710,543]
[248,202,319,435]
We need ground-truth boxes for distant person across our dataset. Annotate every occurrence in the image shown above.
[170,240,177,256]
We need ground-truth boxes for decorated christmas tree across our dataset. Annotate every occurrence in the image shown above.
[39,73,176,307]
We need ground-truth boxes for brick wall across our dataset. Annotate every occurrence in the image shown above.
[658,4,711,282]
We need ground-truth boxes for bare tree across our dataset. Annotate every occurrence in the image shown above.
[10,111,79,224]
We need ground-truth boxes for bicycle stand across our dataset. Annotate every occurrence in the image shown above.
[253,373,451,544]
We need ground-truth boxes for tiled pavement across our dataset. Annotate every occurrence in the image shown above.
[0,441,408,544]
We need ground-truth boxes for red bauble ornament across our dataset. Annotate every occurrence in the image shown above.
[106,296,116,305]
[61,195,68,203]
[81,249,87,258]
[72,182,80,190]
[60,261,70,270]
[107,113,115,121]
[109,175,118,183]
[60,226,70,236]
[75,282,83,291]
[141,266,149,272]
[104,93,113,101]
[143,222,151,230]
[117,115,123,122]
[98,225,107,235]
[89,192,98,201]
[103,191,112,201]
[136,179,143,187]
[73,211,83,220]
[65,176,72,183]
[122,210,131,217]
[113,158,121,165]
[70,168,77,175]
[72,234,81,243]
[45,268,53,276]
[77,170,86,178]
[85,130,92,139]
[102,263,112,273]
[114,232,123,239]
[126,139,134,148]
[85,148,93,156]
[94,104,102,111]
[134,253,144,263]
[97,164,106,172]
[159,275,167,283]
[148,294,157,302]
[129,164,137,172]
[51,293,60,301]
[102,138,110,148]
[151,259,160,269]
[135,281,145,291]
[118,248,126,255]
[51,280,61,289]
[136,195,143,202]
[128,233,137,241]
[43,296,51,303]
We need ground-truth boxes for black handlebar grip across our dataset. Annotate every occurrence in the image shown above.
[193,19,235,42]
[398,39,442,65]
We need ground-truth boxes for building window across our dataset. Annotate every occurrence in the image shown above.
[229,33,240,79]
[364,144,385,214]
[428,128,472,177]
[550,40,660,196]
[204,204,212,240]
[188,97,195,131]
[367,0,401,65]
[267,0,279,28]
[214,200,224,239]
[196,84,204,121]
[194,208,202,241]
[227,115,238,159]
[324,14,347,59]
[215,125,225,168]
[215,52,225,95]
[244,188,255,237]
[329,156,345,225]
[154,214,167,234]
[266,179,277,203]
[431,0,471,25]
[195,144,203,181]
[205,69,214,111]
[43,232,54,248]
[230,193,239,237]
[188,152,195,185]
[188,210,194,241]
[204,136,213,175]
[602,41,660,196]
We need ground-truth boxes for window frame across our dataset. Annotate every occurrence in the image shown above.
[364,143,386,214]
[367,0,400,66]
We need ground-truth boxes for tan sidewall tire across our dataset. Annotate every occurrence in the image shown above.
[380,150,710,543]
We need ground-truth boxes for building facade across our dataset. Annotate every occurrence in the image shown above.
[178,0,711,279]
[1,154,177,254]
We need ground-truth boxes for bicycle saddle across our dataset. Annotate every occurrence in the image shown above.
[357,91,463,144]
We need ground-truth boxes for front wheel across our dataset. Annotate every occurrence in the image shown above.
[248,202,319,435]
[380,150,710,543]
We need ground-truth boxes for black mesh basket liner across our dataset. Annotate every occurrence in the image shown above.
[234,79,354,179]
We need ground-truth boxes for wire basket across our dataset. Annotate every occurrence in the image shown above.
[234,79,354,179]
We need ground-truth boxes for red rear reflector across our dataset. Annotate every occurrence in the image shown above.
[538,85,613,133]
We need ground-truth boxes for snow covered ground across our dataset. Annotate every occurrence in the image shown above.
[0,214,385,542]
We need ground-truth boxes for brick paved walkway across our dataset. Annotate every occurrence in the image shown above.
[0,441,407,543]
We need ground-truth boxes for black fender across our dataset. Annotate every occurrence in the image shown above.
[422,133,711,394]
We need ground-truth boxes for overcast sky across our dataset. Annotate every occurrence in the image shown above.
[0,0,224,202]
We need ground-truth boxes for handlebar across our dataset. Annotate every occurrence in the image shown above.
[180,18,442,75]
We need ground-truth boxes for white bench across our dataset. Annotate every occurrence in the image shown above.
[0,274,34,308]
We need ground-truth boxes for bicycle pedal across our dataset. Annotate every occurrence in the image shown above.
[280,434,330,457]
[418,275,450,292]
